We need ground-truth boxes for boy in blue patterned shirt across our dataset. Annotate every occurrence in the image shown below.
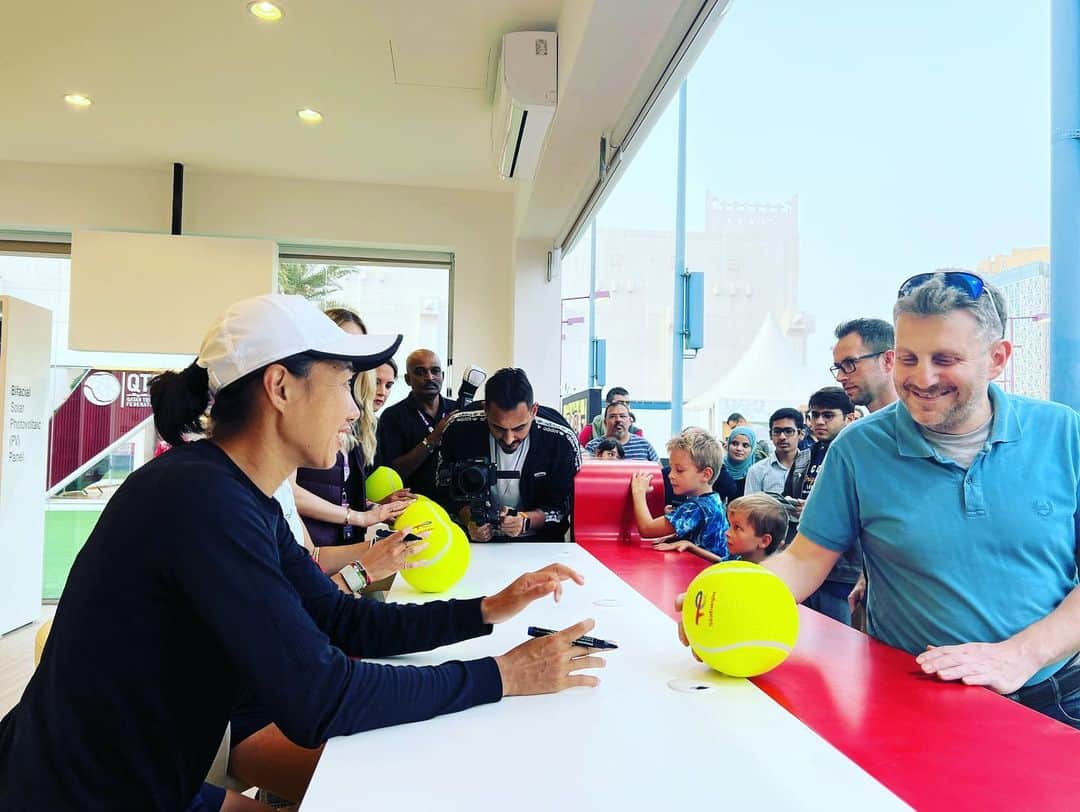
[630,427,729,558]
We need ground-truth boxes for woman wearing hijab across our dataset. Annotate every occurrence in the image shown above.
[723,425,757,500]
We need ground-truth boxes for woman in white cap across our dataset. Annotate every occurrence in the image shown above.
[0,294,603,812]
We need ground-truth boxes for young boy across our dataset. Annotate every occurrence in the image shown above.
[631,427,729,558]
[653,492,788,564]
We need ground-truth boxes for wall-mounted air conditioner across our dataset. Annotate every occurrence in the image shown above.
[491,31,557,181]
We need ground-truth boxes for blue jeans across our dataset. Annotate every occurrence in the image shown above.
[1006,655,1080,731]
[803,579,853,626]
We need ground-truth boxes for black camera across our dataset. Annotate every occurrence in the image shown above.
[437,458,518,528]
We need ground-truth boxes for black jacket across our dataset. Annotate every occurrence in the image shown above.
[437,404,581,540]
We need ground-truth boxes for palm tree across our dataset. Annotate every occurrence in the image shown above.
[277,262,355,305]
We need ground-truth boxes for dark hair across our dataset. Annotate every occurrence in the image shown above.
[604,401,632,419]
[604,386,629,404]
[725,412,745,424]
[382,357,399,378]
[484,367,534,410]
[594,438,626,458]
[834,318,894,354]
[769,407,805,431]
[808,386,855,415]
[324,307,367,334]
[150,353,320,445]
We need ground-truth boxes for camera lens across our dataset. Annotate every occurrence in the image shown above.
[459,465,487,494]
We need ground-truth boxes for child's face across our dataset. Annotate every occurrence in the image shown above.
[667,448,712,495]
[727,436,753,462]
[725,510,769,558]
[597,449,619,460]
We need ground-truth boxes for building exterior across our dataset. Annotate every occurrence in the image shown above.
[562,192,813,415]
[983,253,1050,400]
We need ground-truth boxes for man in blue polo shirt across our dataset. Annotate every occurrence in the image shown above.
[679,271,1080,729]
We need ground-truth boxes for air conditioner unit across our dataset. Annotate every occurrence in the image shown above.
[491,31,557,180]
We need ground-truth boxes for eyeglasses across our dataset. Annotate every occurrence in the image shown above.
[897,271,1005,336]
[770,427,798,437]
[829,351,885,379]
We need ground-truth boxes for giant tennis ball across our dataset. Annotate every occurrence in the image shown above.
[681,561,799,677]
[365,466,404,504]
[393,499,470,593]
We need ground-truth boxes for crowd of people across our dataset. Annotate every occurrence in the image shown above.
[1,269,1077,812]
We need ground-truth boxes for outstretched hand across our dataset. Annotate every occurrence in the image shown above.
[480,563,585,625]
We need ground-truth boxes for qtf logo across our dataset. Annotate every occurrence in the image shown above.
[82,372,122,406]
[693,590,706,625]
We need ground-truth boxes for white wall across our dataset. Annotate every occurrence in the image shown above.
[0,161,517,379]
[511,238,562,406]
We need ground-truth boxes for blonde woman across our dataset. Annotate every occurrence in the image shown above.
[292,308,410,549]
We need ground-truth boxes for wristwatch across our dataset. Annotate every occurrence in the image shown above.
[338,560,370,593]
[521,515,531,535]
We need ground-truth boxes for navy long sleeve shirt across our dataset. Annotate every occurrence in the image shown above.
[0,440,502,811]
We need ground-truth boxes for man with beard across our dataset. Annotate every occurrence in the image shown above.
[831,319,898,615]
[374,348,455,498]
[678,271,1080,729]
[438,368,581,541]
[585,402,659,462]
[831,318,898,413]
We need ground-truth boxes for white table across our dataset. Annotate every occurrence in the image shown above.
[303,544,908,811]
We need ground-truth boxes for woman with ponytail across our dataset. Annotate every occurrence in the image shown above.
[0,294,599,812]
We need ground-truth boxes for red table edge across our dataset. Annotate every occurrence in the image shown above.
[576,535,1080,812]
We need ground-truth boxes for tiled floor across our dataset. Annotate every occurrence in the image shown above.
[0,605,57,717]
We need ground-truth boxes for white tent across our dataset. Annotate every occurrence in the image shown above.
[683,314,833,434]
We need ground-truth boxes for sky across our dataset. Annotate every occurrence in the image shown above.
[591,0,1051,366]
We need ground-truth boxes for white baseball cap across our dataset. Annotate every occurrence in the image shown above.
[196,294,402,395]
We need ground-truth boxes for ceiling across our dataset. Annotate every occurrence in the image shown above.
[0,0,564,192]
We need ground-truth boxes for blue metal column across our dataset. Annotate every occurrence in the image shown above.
[588,219,598,387]
[671,81,688,435]
[1051,0,1080,409]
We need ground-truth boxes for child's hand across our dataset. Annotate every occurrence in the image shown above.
[652,539,691,553]
[630,471,653,498]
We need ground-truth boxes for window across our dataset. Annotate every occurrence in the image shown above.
[560,0,1052,441]
[278,257,452,411]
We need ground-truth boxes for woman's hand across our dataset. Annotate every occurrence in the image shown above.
[357,529,430,581]
[480,564,585,625]
[378,489,414,505]
[495,618,605,696]
[364,499,411,525]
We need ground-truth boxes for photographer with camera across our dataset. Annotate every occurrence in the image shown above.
[437,368,581,542]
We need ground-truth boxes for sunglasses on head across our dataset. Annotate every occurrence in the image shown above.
[897,271,985,301]
[897,271,1004,337]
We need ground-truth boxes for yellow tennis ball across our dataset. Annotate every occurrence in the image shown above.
[365,466,404,504]
[681,561,799,677]
[393,500,470,593]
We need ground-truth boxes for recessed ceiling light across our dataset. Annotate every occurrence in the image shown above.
[248,1,284,21]
[297,108,323,124]
[64,93,93,109]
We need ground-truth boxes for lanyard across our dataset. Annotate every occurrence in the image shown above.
[340,450,354,541]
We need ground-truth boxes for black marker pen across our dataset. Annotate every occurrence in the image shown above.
[527,626,619,650]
